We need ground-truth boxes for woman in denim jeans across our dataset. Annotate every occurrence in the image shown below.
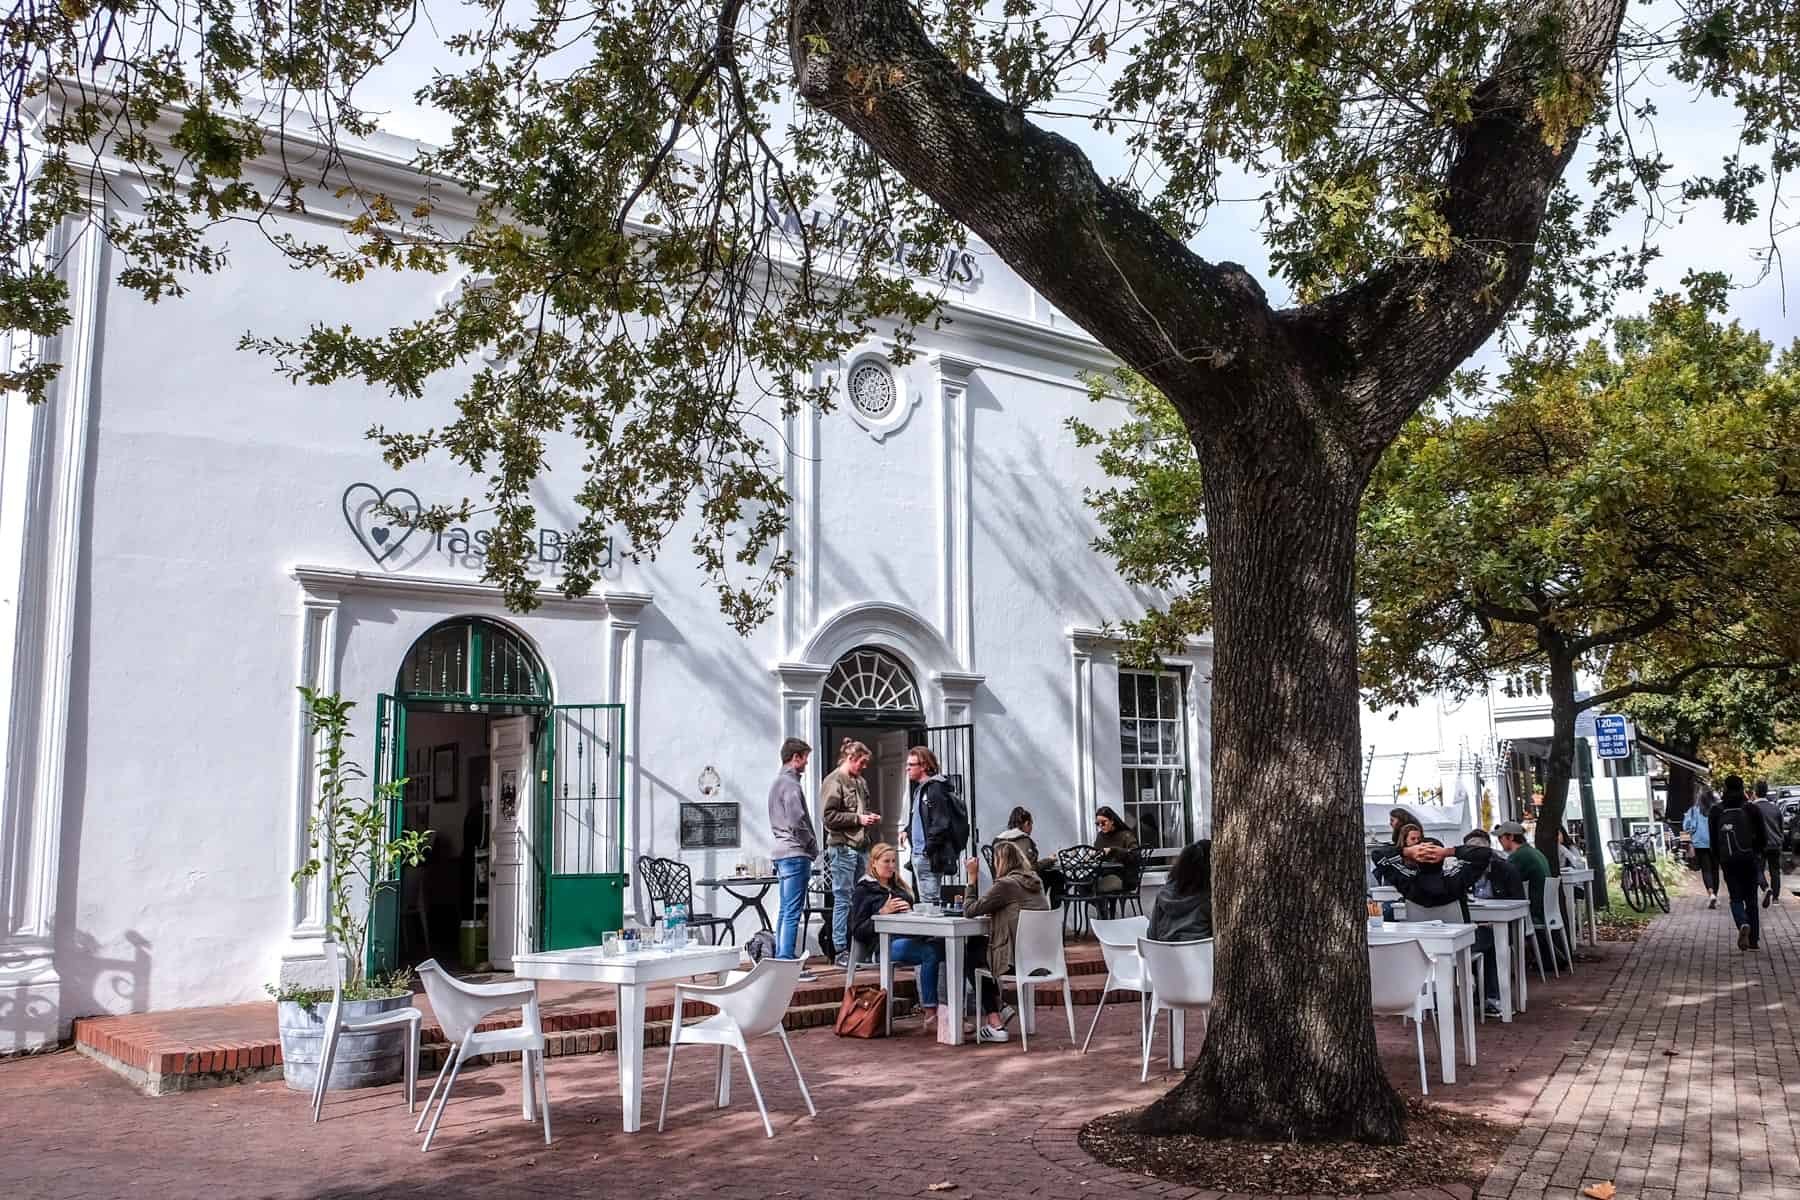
[849,844,941,1020]
[767,737,819,975]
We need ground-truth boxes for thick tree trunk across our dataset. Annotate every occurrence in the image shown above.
[1138,431,1405,1144]
[1534,653,1578,873]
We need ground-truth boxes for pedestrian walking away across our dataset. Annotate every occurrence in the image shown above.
[1753,780,1782,907]
[1710,774,1768,950]
[822,738,880,967]
[1683,787,1719,907]
[768,736,820,977]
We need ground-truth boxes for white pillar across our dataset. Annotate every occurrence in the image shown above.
[604,590,651,911]
[1067,629,1103,832]
[278,587,341,988]
[0,213,105,1050]
[933,353,977,670]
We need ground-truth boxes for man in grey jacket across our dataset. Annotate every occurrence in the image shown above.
[768,737,818,975]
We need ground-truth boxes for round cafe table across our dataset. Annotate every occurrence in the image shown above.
[696,874,779,931]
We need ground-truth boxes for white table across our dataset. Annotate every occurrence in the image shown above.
[1370,920,1477,1084]
[871,912,989,1045]
[1467,899,1531,1021]
[1561,868,1598,946]
[513,941,742,1132]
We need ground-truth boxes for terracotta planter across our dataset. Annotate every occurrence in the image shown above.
[277,994,411,1092]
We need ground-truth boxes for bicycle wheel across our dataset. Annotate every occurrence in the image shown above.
[1620,866,1648,912]
[1646,865,1670,913]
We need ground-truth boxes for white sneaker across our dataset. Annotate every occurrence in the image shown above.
[977,1023,1010,1043]
[797,970,818,983]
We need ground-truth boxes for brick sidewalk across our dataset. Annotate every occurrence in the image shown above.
[4,930,1634,1200]
[1478,892,1800,1200]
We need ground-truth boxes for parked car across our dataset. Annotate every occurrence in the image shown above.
[1778,787,1800,851]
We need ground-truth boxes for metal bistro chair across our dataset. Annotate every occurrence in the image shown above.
[1082,915,1151,1054]
[414,960,551,1152]
[799,867,836,960]
[1116,846,1153,919]
[309,943,423,1123]
[638,856,735,945]
[658,957,816,1139]
[980,843,996,878]
[1053,845,1106,936]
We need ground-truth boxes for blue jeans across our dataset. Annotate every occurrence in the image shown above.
[826,846,865,957]
[1724,855,1760,946]
[911,854,942,904]
[889,936,942,1009]
[775,855,812,960]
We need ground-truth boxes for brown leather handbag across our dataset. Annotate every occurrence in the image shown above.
[834,982,888,1039]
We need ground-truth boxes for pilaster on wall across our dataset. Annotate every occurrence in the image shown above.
[603,591,651,919]
[780,376,823,659]
[773,661,831,823]
[1067,629,1104,832]
[0,211,105,1052]
[278,588,341,987]
[933,354,977,670]
[934,670,984,727]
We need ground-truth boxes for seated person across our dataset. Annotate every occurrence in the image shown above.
[959,839,1051,1042]
[1370,806,1424,868]
[996,806,1063,908]
[1093,806,1140,901]
[848,842,941,1021]
[1147,840,1212,942]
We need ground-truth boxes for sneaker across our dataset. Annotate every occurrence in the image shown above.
[1484,1001,1504,1019]
[1764,890,1774,909]
[797,970,818,983]
[999,1004,1017,1028]
[1709,897,1718,909]
[1738,925,1752,951]
[977,1023,1010,1043]
[832,952,850,969]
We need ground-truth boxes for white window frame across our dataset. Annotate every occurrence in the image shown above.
[1117,667,1193,855]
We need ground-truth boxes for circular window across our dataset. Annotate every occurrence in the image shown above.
[848,361,897,419]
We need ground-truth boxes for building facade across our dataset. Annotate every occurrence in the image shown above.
[0,130,1213,1051]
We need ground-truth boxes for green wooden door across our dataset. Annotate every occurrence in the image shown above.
[541,704,628,950]
[366,693,406,979]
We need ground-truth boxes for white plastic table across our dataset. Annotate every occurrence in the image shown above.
[871,912,989,1045]
[1369,920,1477,1084]
[512,941,741,1132]
[1467,898,1531,1021]
[1560,868,1598,946]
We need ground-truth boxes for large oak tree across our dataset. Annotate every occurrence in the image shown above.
[7,0,1799,1143]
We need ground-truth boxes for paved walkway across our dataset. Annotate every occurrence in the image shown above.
[3,928,1631,1200]
[1479,891,1799,1200]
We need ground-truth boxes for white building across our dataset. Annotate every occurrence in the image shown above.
[0,129,1215,1051]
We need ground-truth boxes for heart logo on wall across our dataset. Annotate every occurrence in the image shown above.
[341,483,424,565]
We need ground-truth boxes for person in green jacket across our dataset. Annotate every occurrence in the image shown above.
[1497,820,1568,972]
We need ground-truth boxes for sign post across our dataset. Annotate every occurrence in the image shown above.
[1594,714,1633,870]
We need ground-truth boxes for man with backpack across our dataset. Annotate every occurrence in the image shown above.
[1709,775,1768,951]
[900,745,967,904]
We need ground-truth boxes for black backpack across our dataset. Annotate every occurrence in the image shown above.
[1718,804,1759,861]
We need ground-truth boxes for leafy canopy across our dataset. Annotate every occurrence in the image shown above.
[3,1,1798,621]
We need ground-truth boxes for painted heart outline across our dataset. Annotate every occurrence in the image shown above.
[341,483,423,565]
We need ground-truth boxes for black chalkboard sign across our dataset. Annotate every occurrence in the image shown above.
[679,802,740,850]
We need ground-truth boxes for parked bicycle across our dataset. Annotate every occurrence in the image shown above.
[1608,833,1671,914]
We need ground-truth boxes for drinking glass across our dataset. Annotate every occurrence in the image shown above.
[603,931,623,957]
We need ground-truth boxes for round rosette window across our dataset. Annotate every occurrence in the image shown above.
[841,355,918,441]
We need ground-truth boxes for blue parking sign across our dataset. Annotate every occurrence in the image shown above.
[1594,713,1630,759]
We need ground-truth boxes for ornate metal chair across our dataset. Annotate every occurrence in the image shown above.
[636,855,735,944]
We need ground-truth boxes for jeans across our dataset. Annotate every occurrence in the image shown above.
[1761,850,1782,899]
[1694,846,1718,895]
[963,935,1003,1012]
[1724,855,1761,946]
[888,936,942,1008]
[912,854,942,904]
[826,846,866,956]
[774,855,812,960]
[1474,927,1501,1002]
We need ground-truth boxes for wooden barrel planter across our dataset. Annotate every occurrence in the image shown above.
[277,995,412,1092]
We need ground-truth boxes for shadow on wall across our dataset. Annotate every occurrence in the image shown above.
[1,929,152,1050]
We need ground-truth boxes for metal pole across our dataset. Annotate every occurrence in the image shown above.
[1578,743,1608,908]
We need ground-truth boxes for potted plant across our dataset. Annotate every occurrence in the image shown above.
[274,688,433,1092]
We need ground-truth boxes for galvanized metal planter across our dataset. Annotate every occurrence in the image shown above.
[277,995,412,1092]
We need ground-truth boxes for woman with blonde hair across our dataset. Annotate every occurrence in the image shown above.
[959,837,1050,1042]
[848,843,941,1020]
[821,737,879,965]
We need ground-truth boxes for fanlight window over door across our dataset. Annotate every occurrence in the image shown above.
[822,647,921,713]
[397,617,548,705]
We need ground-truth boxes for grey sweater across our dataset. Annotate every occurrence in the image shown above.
[768,765,819,861]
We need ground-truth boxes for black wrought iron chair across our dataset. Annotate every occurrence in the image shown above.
[636,855,735,945]
[1053,844,1106,935]
[799,867,836,960]
[979,843,996,877]
[1117,846,1154,918]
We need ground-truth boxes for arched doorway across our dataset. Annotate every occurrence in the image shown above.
[369,617,624,977]
[819,646,927,851]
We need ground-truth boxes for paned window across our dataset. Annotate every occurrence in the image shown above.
[1118,669,1190,854]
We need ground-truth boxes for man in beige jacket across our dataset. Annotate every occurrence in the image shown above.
[821,739,879,966]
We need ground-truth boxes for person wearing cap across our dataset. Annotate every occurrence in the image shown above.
[1496,821,1566,972]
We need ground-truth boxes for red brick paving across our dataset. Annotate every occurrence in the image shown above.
[6,929,1637,1200]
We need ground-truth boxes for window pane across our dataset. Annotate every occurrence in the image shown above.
[1137,673,1157,720]
[1158,673,1180,719]
[1158,719,1180,761]
[1120,719,1140,762]
[1118,672,1138,718]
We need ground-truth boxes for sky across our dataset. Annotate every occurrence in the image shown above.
[344,2,1796,351]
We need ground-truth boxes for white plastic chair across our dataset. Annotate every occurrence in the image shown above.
[1137,937,1213,1082]
[310,943,423,1123]
[658,957,815,1138]
[1539,892,1573,977]
[414,959,550,1151]
[1400,902,1486,1022]
[1082,916,1150,1054]
[1368,939,1434,1094]
[975,906,1076,1052]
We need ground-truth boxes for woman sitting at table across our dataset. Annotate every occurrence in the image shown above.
[848,843,941,1022]
[1147,840,1212,942]
[1093,806,1140,914]
[959,839,1051,1043]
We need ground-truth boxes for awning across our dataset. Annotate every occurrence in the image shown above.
[1636,732,1711,779]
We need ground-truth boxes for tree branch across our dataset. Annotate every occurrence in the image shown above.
[1579,659,1793,712]
[1296,0,1631,455]
[787,0,1279,422]
[1567,601,1675,656]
